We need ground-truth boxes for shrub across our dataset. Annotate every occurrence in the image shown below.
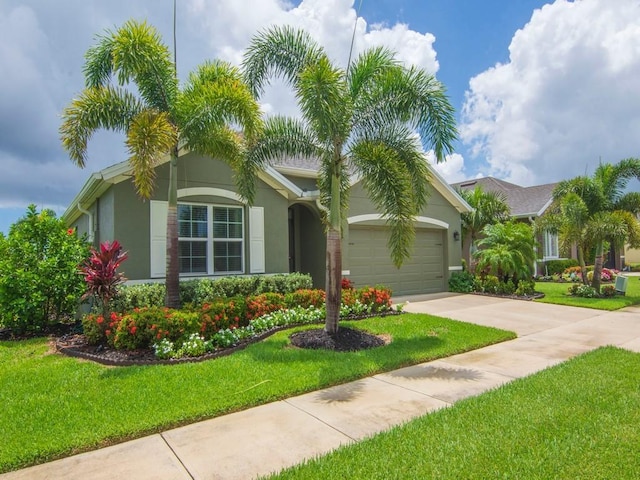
[246,293,285,320]
[516,280,536,296]
[81,240,128,314]
[285,289,326,309]
[569,284,597,298]
[341,277,354,290]
[199,297,246,336]
[357,286,392,313]
[0,205,90,334]
[112,273,313,311]
[497,279,516,295]
[480,275,500,294]
[448,271,475,293]
[586,268,617,283]
[601,285,616,297]
[546,259,579,276]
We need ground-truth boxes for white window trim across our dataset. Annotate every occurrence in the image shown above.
[178,201,245,276]
[543,230,559,260]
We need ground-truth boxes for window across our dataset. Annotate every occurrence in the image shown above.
[178,203,244,275]
[543,231,559,259]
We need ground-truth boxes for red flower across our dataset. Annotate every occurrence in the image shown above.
[105,329,111,336]
[67,228,74,235]
[96,316,104,324]
[129,325,137,335]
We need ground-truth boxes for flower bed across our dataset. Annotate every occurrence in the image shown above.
[66,286,394,363]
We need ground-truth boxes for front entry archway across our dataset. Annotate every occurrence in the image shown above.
[288,203,326,289]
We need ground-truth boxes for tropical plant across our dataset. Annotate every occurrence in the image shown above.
[60,20,263,308]
[241,26,457,333]
[474,221,535,285]
[542,158,640,293]
[457,185,510,269]
[0,205,90,333]
[81,240,128,315]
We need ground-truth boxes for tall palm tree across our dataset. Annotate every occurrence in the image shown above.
[242,26,457,334]
[60,20,262,308]
[457,186,510,270]
[549,158,640,292]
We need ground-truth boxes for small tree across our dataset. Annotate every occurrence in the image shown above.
[0,205,90,334]
[81,240,128,315]
[474,221,535,285]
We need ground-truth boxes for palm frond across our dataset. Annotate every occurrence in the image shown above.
[242,25,326,97]
[125,110,177,198]
[614,191,640,215]
[350,140,420,266]
[178,60,263,145]
[110,20,178,111]
[347,46,398,99]
[83,33,115,88]
[60,86,143,167]
[297,57,351,144]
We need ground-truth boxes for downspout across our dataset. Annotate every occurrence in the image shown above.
[77,203,95,243]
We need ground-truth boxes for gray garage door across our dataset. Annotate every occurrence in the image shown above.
[348,227,445,295]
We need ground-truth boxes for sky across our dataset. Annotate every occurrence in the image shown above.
[1,0,639,234]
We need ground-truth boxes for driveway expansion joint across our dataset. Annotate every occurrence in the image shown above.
[160,433,195,480]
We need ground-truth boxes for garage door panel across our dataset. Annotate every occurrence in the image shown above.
[348,227,445,295]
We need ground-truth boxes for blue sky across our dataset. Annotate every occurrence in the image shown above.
[1,0,639,234]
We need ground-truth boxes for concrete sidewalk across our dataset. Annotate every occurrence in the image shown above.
[3,294,640,480]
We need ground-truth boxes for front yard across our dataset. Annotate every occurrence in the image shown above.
[535,276,640,310]
[0,313,513,473]
[268,346,640,479]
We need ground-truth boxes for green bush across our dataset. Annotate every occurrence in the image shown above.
[480,275,500,294]
[545,259,579,276]
[111,273,313,311]
[515,280,536,296]
[601,285,616,297]
[568,284,597,298]
[0,205,90,334]
[448,271,475,293]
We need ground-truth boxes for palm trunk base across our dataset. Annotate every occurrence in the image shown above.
[324,228,342,335]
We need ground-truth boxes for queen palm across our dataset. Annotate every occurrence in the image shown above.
[242,26,457,334]
[60,20,262,308]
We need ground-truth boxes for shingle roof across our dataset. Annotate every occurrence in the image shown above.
[451,176,558,218]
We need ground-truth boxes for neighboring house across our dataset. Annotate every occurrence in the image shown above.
[451,177,560,275]
[63,152,471,296]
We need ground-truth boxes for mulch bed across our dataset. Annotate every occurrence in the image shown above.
[54,310,401,367]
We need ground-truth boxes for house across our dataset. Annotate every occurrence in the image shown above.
[451,177,560,274]
[63,151,471,296]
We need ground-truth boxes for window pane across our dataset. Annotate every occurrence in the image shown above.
[192,206,207,222]
[229,224,243,239]
[228,242,242,256]
[213,208,228,223]
[228,257,242,271]
[178,205,191,221]
[228,208,243,223]
[194,222,208,238]
[179,240,207,273]
[213,223,228,238]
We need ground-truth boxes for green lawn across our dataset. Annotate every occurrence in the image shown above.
[0,314,514,473]
[535,276,640,310]
[267,346,640,479]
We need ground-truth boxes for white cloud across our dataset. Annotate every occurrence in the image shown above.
[426,151,468,184]
[460,0,640,186]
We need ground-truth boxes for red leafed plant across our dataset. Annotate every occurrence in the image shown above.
[81,240,128,314]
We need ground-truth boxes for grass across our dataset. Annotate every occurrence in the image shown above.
[267,346,640,479]
[0,313,514,473]
[535,276,640,310]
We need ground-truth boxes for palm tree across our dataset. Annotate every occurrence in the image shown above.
[457,185,510,270]
[548,158,640,292]
[241,26,457,334]
[474,221,535,284]
[60,20,262,308]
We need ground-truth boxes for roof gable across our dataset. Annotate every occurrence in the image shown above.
[452,176,558,218]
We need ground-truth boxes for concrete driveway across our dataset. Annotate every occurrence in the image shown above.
[2,294,639,480]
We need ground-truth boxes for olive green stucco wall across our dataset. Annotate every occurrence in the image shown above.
[77,153,290,281]
[345,181,463,277]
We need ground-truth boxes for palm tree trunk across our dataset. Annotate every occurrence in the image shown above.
[577,244,588,285]
[325,171,342,335]
[165,148,181,309]
[325,227,342,334]
[592,241,604,293]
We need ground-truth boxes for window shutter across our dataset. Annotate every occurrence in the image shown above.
[150,201,168,278]
[249,206,265,273]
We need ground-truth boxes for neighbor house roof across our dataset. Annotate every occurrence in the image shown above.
[452,176,558,218]
[64,152,471,224]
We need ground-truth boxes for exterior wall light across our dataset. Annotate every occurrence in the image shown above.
[453,230,460,241]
